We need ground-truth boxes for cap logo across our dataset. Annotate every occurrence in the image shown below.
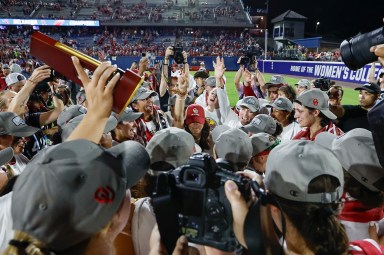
[313,99,319,106]
[252,118,262,126]
[78,107,87,114]
[244,98,256,105]
[361,176,368,183]
[276,99,282,105]
[94,186,115,204]
[12,116,26,126]
[193,108,199,114]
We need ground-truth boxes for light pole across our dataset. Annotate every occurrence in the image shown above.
[316,21,320,34]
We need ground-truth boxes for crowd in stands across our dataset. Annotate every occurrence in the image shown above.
[0,25,345,66]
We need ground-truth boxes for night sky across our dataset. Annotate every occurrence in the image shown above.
[245,0,383,40]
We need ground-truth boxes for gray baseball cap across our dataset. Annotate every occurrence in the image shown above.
[295,89,337,120]
[0,112,39,137]
[295,79,311,88]
[57,105,88,128]
[2,64,9,69]
[61,114,117,141]
[146,127,195,171]
[164,94,193,107]
[12,139,149,251]
[250,132,280,156]
[239,96,260,113]
[265,140,344,203]
[205,76,216,87]
[265,75,286,88]
[211,124,231,143]
[131,86,157,102]
[266,97,293,112]
[332,128,384,192]
[0,147,14,166]
[215,128,253,168]
[241,114,277,135]
[113,107,143,123]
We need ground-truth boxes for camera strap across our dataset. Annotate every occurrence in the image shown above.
[244,181,285,255]
[151,174,180,254]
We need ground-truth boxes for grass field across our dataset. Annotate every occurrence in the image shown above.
[218,72,360,106]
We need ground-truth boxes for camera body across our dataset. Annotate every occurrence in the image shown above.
[152,153,251,252]
[313,77,331,91]
[170,46,184,64]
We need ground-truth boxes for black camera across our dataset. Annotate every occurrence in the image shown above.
[152,153,251,253]
[340,26,384,70]
[313,77,331,91]
[239,56,250,65]
[170,46,184,64]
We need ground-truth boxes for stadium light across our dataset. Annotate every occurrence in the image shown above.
[316,21,320,34]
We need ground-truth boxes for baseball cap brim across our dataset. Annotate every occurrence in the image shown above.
[119,111,143,122]
[61,115,117,141]
[0,147,14,165]
[320,109,337,120]
[239,103,258,113]
[265,103,288,111]
[134,91,157,101]
[240,124,263,134]
[265,83,283,89]
[354,87,380,94]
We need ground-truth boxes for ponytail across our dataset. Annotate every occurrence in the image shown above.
[2,231,47,255]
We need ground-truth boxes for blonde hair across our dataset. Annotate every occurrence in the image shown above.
[0,91,7,111]
[2,231,46,255]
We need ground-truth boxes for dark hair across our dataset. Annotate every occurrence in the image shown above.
[344,171,384,208]
[272,175,349,255]
[184,120,211,151]
[273,121,283,137]
[278,85,297,102]
[306,106,332,127]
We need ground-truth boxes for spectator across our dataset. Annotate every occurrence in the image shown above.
[5,73,26,93]
[330,82,380,132]
[294,79,311,95]
[0,65,11,91]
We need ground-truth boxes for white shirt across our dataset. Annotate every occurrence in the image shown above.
[0,192,13,253]
[280,121,302,141]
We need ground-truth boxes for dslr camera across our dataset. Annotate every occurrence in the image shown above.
[152,153,251,252]
[340,26,384,70]
[313,77,331,91]
[170,46,184,64]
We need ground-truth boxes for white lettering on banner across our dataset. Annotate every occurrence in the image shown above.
[301,66,306,72]
[314,65,346,79]
[307,67,313,73]
[290,66,301,72]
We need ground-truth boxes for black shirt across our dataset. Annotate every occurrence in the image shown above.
[339,105,370,132]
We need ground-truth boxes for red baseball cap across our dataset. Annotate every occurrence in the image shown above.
[185,104,205,125]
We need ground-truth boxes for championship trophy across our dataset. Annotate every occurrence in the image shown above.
[30,31,143,114]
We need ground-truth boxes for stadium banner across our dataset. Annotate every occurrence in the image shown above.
[0,19,99,26]
[110,57,383,84]
[258,60,384,85]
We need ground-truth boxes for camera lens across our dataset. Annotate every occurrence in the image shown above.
[340,27,384,70]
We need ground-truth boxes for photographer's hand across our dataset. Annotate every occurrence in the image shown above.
[224,180,249,248]
[165,46,174,61]
[371,44,384,67]
[149,225,200,255]
[139,57,149,76]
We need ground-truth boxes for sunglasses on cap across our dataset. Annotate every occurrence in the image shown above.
[16,75,26,81]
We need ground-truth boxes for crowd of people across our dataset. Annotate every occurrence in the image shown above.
[0,35,384,254]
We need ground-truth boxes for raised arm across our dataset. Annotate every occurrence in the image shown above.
[8,65,51,115]
[159,46,173,97]
[67,57,119,143]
